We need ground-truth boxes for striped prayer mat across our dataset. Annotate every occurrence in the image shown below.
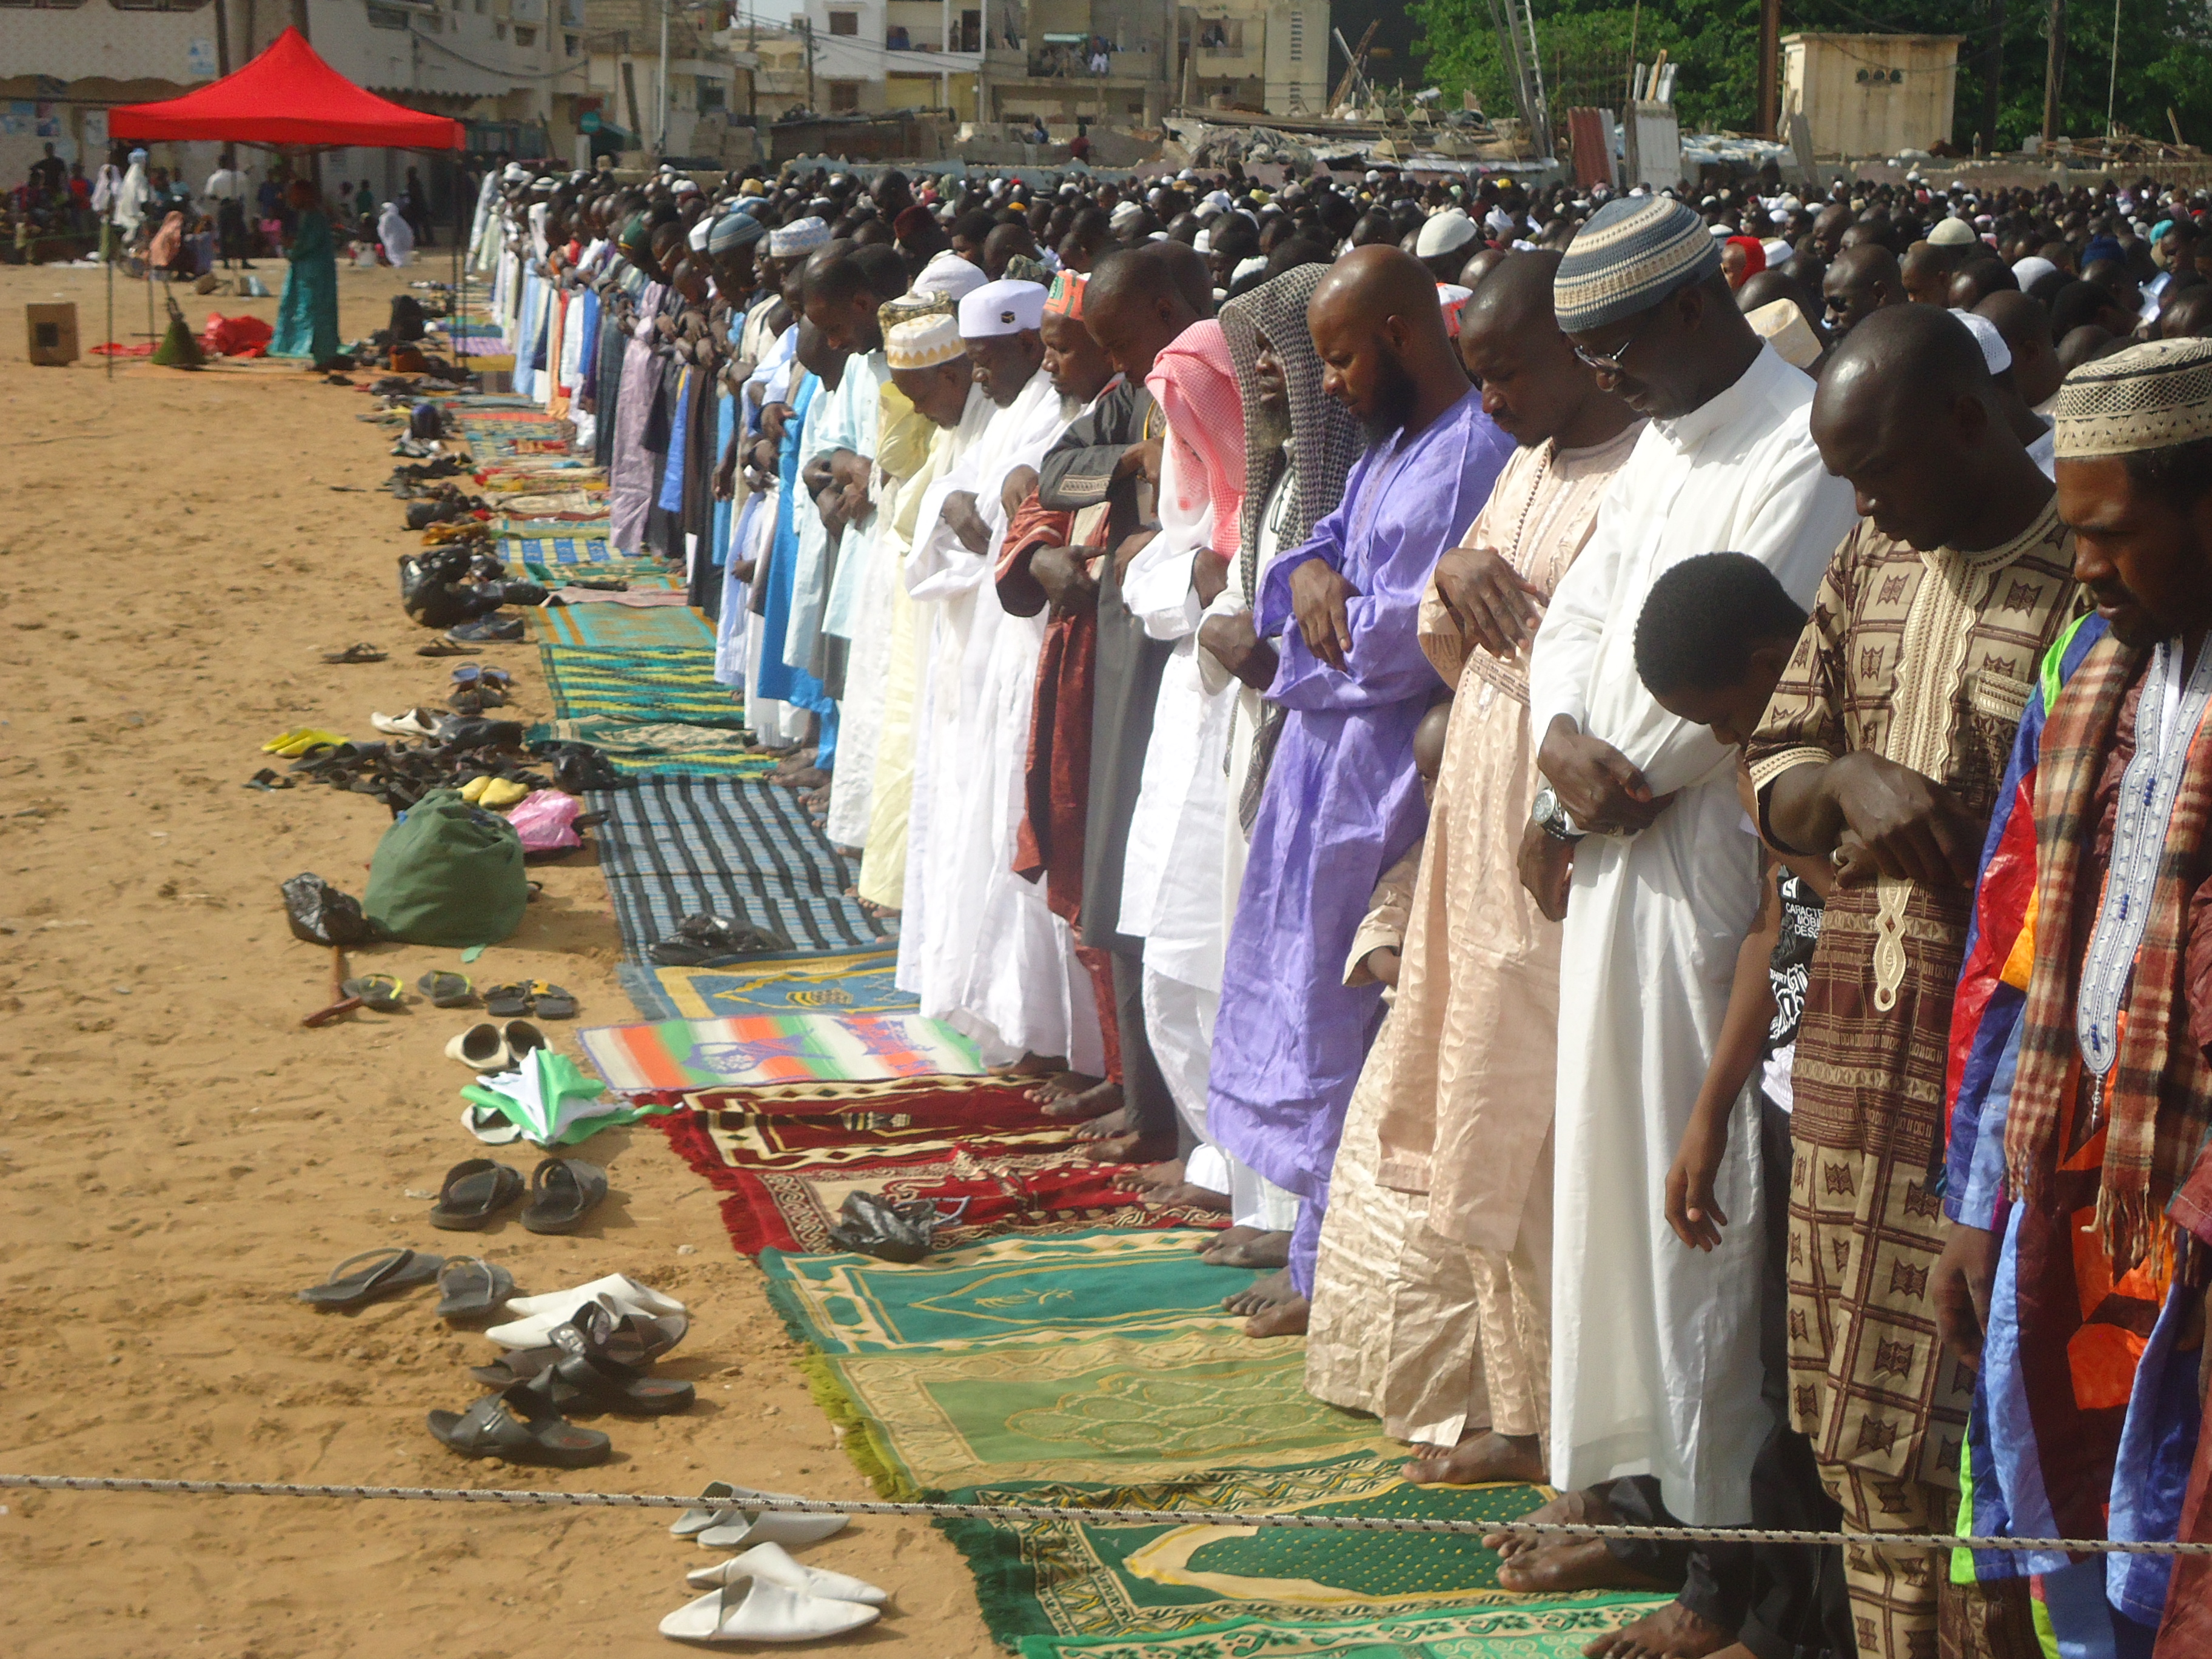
[530,603,716,652]
[538,646,746,727]
[580,1011,981,1092]
[592,775,888,960]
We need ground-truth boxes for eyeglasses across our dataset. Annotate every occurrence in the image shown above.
[1570,306,1658,382]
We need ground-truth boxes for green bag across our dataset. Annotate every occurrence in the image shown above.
[363,788,528,948]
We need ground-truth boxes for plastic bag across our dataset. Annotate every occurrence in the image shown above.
[202,313,273,358]
[826,1191,943,1263]
[280,872,374,945]
[363,788,527,947]
[507,788,583,855]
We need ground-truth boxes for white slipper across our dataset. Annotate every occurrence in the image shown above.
[672,1480,746,1538]
[685,1541,886,1605]
[445,1022,511,1070]
[460,1101,523,1145]
[695,1503,848,1550]
[371,707,443,737]
[487,1297,687,1352]
[658,1580,877,1644]
[501,1273,685,1319]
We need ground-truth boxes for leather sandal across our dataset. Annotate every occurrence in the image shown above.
[426,1378,609,1467]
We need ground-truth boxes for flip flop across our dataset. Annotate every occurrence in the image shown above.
[444,1022,509,1070]
[371,708,443,738]
[340,974,405,1012]
[520,1158,606,1235]
[426,1379,610,1468]
[417,638,480,657]
[243,768,295,791]
[428,1158,525,1231]
[418,971,475,1008]
[320,643,387,663]
[483,982,532,1017]
[296,1247,446,1309]
[261,727,349,757]
[526,981,577,1019]
[434,1257,516,1321]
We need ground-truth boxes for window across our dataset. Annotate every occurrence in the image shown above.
[826,8,856,32]
[367,2,409,22]
[514,24,535,42]
[495,19,507,35]
[563,30,579,53]
[109,0,210,10]
[957,7,977,49]
[885,23,908,46]
[0,0,89,9]
[697,76,726,110]
[828,79,861,110]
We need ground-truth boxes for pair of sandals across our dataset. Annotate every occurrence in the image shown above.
[648,911,794,968]
[445,1019,546,1071]
[295,1247,511,1321]
[340,971,480,1013]
[660,1544,886,1643]
[428,1301,694,1467]
[428,1156,606,1235]
[483,980,575,1019]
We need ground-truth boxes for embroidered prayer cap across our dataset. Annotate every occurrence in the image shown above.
[884,312,965,370]
[1928,216,1979,247]
[2053,337,2212,460]
[1553,196,1723,335]
[1746,297,1823,371]
[707,212,764,253]
[1003,253,1053,286]
[1415,208,1478,258]
[879,290,953,337]
[913,247,986,301]
[1045,269,1087,319]
[767,215,830,258]
[958,278,1047,337]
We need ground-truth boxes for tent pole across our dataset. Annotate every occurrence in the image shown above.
[106,245,114,380]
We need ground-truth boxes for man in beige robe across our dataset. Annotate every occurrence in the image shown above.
[1304,253,1643,1473]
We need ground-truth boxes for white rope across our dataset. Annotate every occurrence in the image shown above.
[3,1473,2207,1556]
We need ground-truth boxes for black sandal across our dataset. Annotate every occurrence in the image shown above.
[426,1379,610,1467]
[532,1300,694,1415]
[418,971,475,1008]
[527,981,577,1019]
[296,1247,446,1309]
[520,1158,606,1235]
[434,1257,515,1321]
[320,643,387,664]
[483,982,532,1017]
[428,1158,525,1231]
[647,912,794,967]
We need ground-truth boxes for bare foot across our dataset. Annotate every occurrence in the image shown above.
[1224,1267,1298,1316]
[776,765,830,791]
[1074,1104,1136,1141]
[1244,1295,1310,1338]
[1041,1079,1121,1121]
[1496,1541,1677,1597]
[1403,1430,1547,1486]
[1482,1487,1621,1563]
[1124,1159,1184,1193]
[1081,1130,1174,1165]
[1196,1223,1266,1255]
[1581,1600,1732,1659]
[1143,1182,1230,1212]
[1202,1228,1291,1269]
[1027,1070,1101,1106]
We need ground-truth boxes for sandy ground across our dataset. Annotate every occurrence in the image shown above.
[0,258,999,1658]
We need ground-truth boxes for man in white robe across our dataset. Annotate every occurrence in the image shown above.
[1517,201,1855,1641]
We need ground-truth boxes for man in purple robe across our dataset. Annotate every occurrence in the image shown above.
[1208,246,1515,1334]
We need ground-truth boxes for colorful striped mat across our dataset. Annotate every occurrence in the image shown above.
[531,603,716,652]
[538,646,747,728]
[581,1011,982,1092]
[619,946,911,1021]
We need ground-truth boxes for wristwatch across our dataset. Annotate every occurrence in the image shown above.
[1532,784,1584,843]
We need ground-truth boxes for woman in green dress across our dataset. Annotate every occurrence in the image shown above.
[271,179,341,369]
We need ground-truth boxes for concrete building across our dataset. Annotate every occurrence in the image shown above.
[795,0,984,119]
[978,0,1326,129]
[0,0,585,217]
[1780,33,1962,159]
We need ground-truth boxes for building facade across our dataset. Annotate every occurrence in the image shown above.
[979,0,1326,129]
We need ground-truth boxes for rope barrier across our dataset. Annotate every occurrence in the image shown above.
[4,1473,2207,1557]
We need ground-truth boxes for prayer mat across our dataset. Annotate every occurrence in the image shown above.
[591,776,887,958]
[501,535,612,566]
[549,587,691,606]
[618,945,912,1021]
[529,603,716,652]
[675,1088,1076,1171]
[503,489,606,517]
[537,647,747,727]
[581,1011,979,1092]
[530,719,777,786]
[505,517,614,538]
[1011,1598,1670,1659]
[509,437,574,454]
[657,1124,1218,1255]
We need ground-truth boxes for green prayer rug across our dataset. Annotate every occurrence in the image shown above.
[537,645,749,728]
[530,602,716,652]
[1011,1597,1672,1659]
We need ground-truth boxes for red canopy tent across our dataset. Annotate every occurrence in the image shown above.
[108,27,464,150]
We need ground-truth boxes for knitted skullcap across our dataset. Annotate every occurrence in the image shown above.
[885,312,965,370]
[2053,338,2212,460]
[1928,216,1979,247]
[767,215,829,258]
[879,290,954,337]
[1553,196,1722,335]
[1415,208,1478,258]
[706,212,764,253]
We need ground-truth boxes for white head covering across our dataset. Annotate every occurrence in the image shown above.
[1416,209,1478,258]
[914,247,987,302]
[885,312,965,369]
[767,216,830,258]
[1952,308,2013,375]
[2012,255,2059,290]
[958,278,1047,336]
[1928,216,1979,247]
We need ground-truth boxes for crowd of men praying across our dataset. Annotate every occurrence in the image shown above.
[470,156,2212,1659]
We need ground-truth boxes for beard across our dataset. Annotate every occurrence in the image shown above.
[1359,352,1419,447]
[1250,398,1292,455]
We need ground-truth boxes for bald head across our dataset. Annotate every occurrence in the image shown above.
[1811,304,2034,552]
[1309,245,1469,441]
[1822,244,1904,341]
[1974,290,2060,406]
[1084,245,1204,380]
[1460,249,1626,449]
[1900,238,1963,304]
[1461,246,1558,333]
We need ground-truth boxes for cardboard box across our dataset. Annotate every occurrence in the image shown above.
[25,302,79,366]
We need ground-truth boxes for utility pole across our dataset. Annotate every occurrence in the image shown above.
[2042,0,2065,143]
[801,15,816,112]
[658,0,672,158]
[1755,0,1778,136]
[214,0,233,75]
[1980,0,2005,151]
[289,0,309,39]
